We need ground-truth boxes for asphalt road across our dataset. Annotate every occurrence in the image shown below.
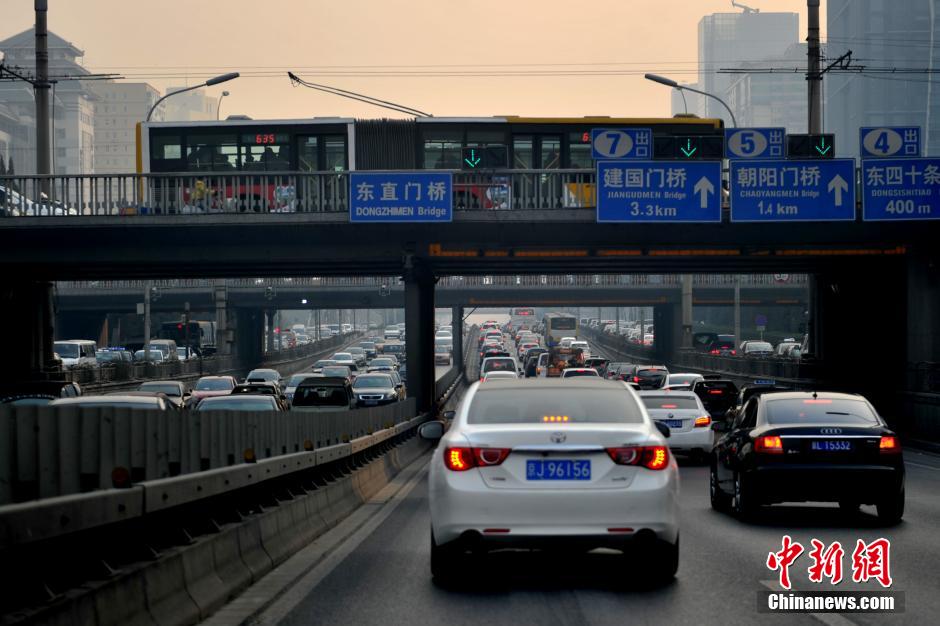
[245,450,940,626]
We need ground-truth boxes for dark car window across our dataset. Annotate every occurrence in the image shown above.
[738,398,758,428]
[764,398,880,426]
[293,384,350,407]
[468,388,643,424]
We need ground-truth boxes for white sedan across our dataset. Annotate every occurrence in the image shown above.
[420,378,679,583]
[637,390,714,461]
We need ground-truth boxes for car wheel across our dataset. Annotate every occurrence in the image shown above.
[876,488,904,525]
[631,535,679,585]
[732,472,757,519]
[430,532,463,583]
[710,463,731,512]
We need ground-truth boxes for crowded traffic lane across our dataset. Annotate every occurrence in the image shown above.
[247,450,940,625]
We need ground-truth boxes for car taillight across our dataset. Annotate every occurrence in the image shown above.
[708,390,723,395]
[879,436,900,453]
[443,446,510,471]
[633,376,641,383]
[694,415,711,428]
[754,435,784,454]
[710,349,720,355]
[731,350,736,356]
[605,445,670,470]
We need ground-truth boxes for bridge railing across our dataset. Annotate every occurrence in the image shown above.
[0,398,417,506]
[54,273,808,293]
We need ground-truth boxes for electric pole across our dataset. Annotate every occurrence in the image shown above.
[807,0,822,133]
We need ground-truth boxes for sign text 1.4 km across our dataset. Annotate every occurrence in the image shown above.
[730,159,856,222]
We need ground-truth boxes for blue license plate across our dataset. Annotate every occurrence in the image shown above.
[526,459,591,480]
[811,440,852,452]
[659,419,683,429]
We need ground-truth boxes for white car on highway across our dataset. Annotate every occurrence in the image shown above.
[638,390,714,461]
[420,378,679,583]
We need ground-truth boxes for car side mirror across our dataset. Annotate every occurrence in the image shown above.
[711,421,730,433]
[418,420,445,441]
[654,421,671,438]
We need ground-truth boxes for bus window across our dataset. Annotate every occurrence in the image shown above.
[568,132,592,168]
[513,136,533,168]
[186,134,238,171]
[240,133,290,170]
[298,136,318,171]
[324,136,346,171]
[540,136,561,169]
[150,134,183,172]
[423,130,462,169]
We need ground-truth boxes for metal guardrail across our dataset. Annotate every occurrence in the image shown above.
[434,326,477,404]
[0,398,417,507]
[54,274,808,293]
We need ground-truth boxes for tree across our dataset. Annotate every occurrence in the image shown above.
[0,154,6,176]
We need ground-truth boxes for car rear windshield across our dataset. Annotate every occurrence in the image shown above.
[138,383,181,396]
[293,385,349,407]
[468,388,643,424]
[564,370,598,377]
[765,398,880,426]
[551,318,577,330]
[638,369,667,379]
[195,378,233,391]
[641,396,700,410]
[322,367,350,378]
[354,376,392,389]
[384,344,404,353]
[482,358,515,373]
[746,342,773,352]
[198,397,276,411]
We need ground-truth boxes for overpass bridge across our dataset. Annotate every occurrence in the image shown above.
[1,170,937,423]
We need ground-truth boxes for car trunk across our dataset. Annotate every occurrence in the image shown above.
[762,425,887,465]
[458,424,655,490]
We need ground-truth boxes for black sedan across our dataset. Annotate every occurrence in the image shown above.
[710,391,904,523]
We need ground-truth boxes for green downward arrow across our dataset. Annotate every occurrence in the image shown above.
[464,149,481,168]
[680,139,697,158]
[815,136,831,156]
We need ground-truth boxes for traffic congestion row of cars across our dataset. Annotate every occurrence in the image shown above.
[418,318,905,583]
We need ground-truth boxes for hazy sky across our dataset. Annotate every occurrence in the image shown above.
[2,0,826,120]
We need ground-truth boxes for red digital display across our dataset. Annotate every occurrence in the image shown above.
[255,133,276,145]
[582,132,590,143]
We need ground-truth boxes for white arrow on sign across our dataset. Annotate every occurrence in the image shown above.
[827,174,849,207]
[693,176,715,209]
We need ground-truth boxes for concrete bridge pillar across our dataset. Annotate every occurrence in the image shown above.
[451,306,464,367]
[404,261,436,414]
[0,281,56,380]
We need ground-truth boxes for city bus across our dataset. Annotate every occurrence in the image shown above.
[542,313,579,348]
[135,116,723,211]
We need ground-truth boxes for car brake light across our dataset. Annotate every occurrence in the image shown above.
[730,350,736,356]
[708,389,723,395]
[754,435,784,454]
[694,415,711,427]
[879,436,900,453]
[710,349,720,355]
[444,446,511,471]
[605,446,669,470]
[445,447,474,471]
[633,376,641,383]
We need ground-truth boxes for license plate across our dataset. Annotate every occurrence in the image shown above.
[526,459,591,481]
[363,400,378,406]
[811,440,852,452]
[659,419,683,429]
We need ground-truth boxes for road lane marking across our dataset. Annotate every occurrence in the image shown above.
[905,461,940,471]
[239,456,429,625]
[760,580,857,626]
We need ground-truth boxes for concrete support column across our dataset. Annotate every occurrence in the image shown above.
[214,283,230,356]
[653,303,681,364]
[0,281,55,380]
[681,274,693,348]
[404,261,436,414]
[451,306,464,368]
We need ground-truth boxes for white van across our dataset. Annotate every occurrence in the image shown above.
[148,339,179,361]
[54,340,98,368]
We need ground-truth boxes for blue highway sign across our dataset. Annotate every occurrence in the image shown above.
[725,128,786,159]
[591,128,652,160]
[862,157,940,221]
[596,160,721,223]
[860,127,921,159]
[349,172,452,223]
[730,159,856,222]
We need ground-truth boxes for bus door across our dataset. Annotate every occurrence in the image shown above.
[297,135,347,212]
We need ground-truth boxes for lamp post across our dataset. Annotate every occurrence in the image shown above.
[644,73,737,128]
[146,72,239,122]
[216,90,230,120]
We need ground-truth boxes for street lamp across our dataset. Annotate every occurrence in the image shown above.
[216,90,230,120]
[146,72,239,122]
[644,73,737,127]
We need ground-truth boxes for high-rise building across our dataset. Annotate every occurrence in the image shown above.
[726,43,808,133]
[0,28,96,175]
[697,10,800,125]
[163,86,219,121]
[92,82,164,173]
[827,0,938,157]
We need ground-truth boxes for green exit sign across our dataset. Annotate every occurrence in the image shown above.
[654,136,724,160]
[461,146,508,170]
[787,134,835,159]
